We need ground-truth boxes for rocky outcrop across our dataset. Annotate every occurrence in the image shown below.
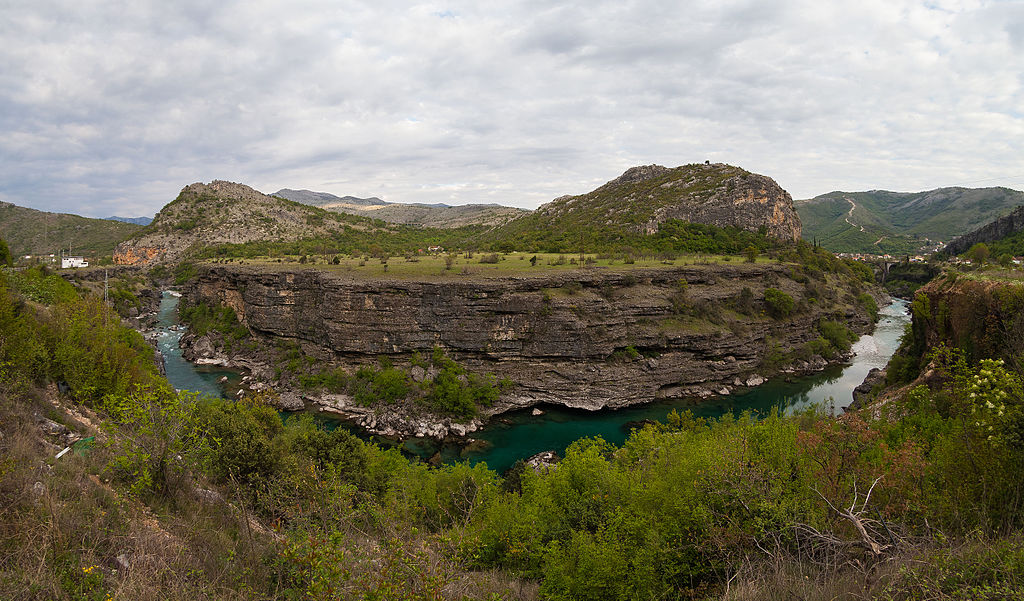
[849,367,886,411]
[641,169,802,241]
[902,275,1024,367]
[182,263,878,437]
[113,246,163,266]
[943,204,1024,256]
[511,163,802,244]
[113,180,393,265]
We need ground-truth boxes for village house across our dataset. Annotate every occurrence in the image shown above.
[61,256,88,268]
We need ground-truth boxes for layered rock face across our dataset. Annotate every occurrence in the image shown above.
[642,170,801,241]
[185,263,875,425]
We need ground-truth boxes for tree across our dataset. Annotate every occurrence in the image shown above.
[0,237,11,267]
[743,245,758,263]
[968,242,990,264]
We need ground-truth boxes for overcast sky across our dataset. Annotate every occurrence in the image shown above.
[2,0,1023,218]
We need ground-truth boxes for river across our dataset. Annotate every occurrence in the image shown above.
[154,291,242,398]
[158,291,909,473]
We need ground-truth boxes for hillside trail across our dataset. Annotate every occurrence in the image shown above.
[845,198,866,232]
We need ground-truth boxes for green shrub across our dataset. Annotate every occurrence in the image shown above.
[818,319,856,353]
[764,287,795,318]
[179,302,248,340]
[8,266,77,304]
[858,292,879,321]
[173,261,198,284]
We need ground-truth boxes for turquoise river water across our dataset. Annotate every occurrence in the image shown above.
[159,291,909,474]
[155,291,242,398]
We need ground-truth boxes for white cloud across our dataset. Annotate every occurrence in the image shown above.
[0,0,1022,217]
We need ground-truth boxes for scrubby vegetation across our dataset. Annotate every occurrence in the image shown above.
[4,252,1024,600]
[282,344,509,419]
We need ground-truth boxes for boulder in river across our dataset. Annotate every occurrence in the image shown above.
[848,367,886,411]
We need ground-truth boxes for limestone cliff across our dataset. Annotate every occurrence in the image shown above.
[901,274,1024,367]
[182,262,878,437]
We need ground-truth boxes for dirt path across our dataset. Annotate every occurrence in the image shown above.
[844,198,865,232]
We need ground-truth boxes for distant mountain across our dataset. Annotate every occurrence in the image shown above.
[796,187,1024,254]
[0,201,142,258]
[104,215,153,226]
[272,188,528,228]
[272,189,387,208]
[485,163,802,252]
[115,180,398,264]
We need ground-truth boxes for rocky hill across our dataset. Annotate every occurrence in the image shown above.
[942,204,1024,256]
[797,187,1024,254]
[488,163,801,251]
[273,188,528,228]
[113,180,392,265]
[0,201,142,258]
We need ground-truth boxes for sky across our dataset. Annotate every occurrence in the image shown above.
[1,0,1023,218]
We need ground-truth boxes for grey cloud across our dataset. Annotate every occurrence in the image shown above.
[0,0,1021,216]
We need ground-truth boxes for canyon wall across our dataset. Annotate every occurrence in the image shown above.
[184,263,877,432]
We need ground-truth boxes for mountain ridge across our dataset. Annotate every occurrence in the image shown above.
[104,215,153,226]
[796,186,1024,254]
[0,201,142,258]
[272,188,529,228]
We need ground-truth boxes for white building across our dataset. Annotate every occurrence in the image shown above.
[61,256,88,268]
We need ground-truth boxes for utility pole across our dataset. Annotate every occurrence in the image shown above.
[104,268,109,327]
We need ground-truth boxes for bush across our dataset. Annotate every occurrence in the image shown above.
[818,319,856,353]
[179,302,249,340]
[173,262,198,284]
[858,292,879,321]
[734,286,755,314]
[764,288,795,318]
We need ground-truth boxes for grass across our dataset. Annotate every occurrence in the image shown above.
[202,252,778,281]
[954,268,1024,284]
